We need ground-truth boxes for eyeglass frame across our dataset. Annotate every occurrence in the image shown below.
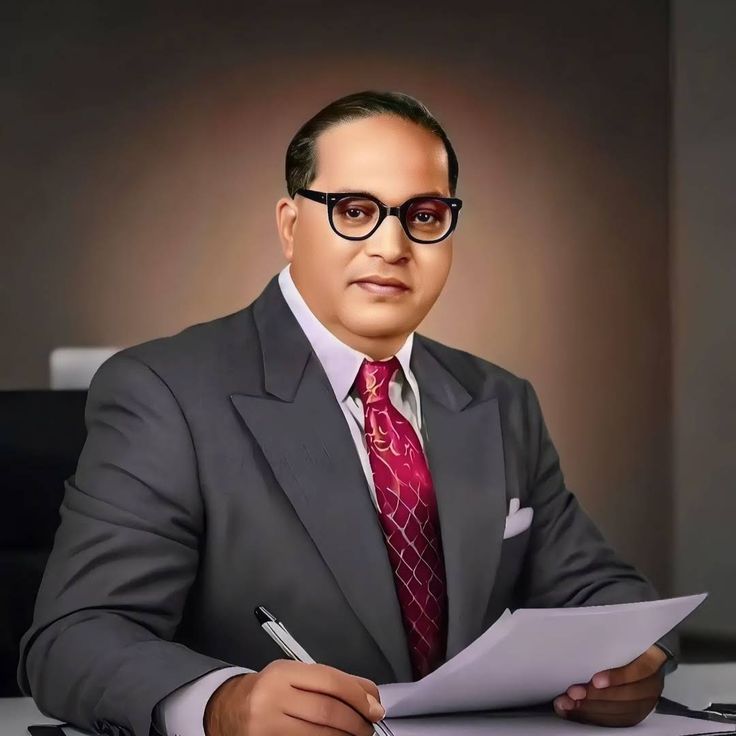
[294,188,463,244]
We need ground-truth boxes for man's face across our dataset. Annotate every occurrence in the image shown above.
[276,114,454,357]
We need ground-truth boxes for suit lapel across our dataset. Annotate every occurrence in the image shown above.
[230,276,413,681]
[410,338,508,660]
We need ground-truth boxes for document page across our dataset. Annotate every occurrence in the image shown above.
[384,711,735,735]
[380,593,706,718]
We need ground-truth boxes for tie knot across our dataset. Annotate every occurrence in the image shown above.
[355,356,401,406]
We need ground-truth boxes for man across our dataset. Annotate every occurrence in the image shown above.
[19,90,677,736]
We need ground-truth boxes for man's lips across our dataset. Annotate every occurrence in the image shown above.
[353,275,409,288]
[353,279,410,295]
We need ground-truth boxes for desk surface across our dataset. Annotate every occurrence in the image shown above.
[4,663,736,736]
[664,663,736,709]
[1,696,63,734]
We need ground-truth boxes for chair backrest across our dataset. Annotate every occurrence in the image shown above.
[50,347,120,390]
[0,390,87,695]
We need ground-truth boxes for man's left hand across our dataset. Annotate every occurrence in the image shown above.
[552,644,668,727]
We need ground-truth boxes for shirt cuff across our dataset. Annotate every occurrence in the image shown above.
[153,666,255,736]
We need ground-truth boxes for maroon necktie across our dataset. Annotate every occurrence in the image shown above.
[355,356,448,679]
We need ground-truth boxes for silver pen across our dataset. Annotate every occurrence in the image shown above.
[254,605,393,736]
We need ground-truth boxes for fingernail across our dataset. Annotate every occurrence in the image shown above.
[568,685,586,700]
[592,673,610,688]
[367,693,385,719]
[553,698,568,717]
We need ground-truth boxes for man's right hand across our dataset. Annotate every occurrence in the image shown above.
[204,659,386,736]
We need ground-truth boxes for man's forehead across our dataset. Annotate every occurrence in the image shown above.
[313,118,450,197]
[331,186,447,199]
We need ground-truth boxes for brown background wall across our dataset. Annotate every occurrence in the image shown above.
[2,2,673,592]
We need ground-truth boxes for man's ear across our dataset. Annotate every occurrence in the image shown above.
[275,196,297,260]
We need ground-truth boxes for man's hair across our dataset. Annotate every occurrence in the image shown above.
[285,90,459,198]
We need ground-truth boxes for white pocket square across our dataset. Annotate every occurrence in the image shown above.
[503,497,534,539]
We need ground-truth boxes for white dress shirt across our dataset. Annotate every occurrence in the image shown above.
[154,263,425,736]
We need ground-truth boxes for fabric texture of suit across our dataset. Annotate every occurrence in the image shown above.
[154,262,430,736]
[18,273,678,736]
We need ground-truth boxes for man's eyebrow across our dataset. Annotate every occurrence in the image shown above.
[333,187,448,199]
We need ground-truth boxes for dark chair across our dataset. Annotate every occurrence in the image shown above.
[0,390,87,695]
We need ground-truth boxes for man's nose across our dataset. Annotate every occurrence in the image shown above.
[363,215,411,260]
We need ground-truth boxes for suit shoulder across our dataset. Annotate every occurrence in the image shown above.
[97,305,257,388]
[415,333,529,400]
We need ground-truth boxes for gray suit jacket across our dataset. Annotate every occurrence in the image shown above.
[18,274,678,736]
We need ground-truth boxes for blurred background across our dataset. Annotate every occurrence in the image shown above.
[1,0,734,689]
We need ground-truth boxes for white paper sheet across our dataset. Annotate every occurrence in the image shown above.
[384,711,735,735]
[380,593,707,718]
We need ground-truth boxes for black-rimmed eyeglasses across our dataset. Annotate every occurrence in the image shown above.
[295,188,463,244]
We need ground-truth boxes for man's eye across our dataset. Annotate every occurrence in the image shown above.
[335,199,376,220]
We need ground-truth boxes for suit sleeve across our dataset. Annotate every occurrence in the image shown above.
[514,379,680,665]
[17,352,233,736]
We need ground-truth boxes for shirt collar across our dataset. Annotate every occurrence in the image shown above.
[277,263,416,403]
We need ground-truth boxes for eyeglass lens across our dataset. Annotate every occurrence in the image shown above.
[332,197,453,241]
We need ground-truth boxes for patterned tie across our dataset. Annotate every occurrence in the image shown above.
[355,356,448,680]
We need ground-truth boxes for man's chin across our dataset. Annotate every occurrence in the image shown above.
[342,315,414,340]
[339,298,426,338]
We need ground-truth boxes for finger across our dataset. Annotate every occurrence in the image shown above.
[284,712,367,736]
[583,672,663,702]
[565,696,657,727]
[289,663,385,721]
[352,674,382,701]
[565,683,588,700]
[276,712,352,736]
[575,695,658,714]
[553,694,576,714]
[566,708,655,728]
[284,689,376,736]
[591,650,660,689]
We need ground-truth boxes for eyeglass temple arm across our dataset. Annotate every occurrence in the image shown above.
[295,189,327,204]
